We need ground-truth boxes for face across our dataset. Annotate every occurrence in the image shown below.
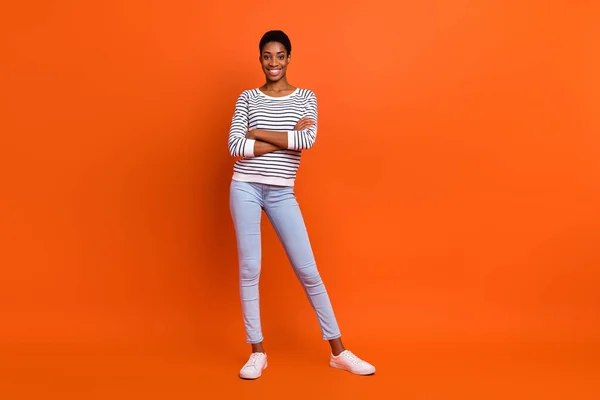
[260,41,290,82]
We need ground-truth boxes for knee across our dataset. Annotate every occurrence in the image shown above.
[240,258,261,283]
[304,273,323,288]
[297,262,323,288]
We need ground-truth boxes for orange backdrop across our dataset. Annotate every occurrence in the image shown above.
[1,0,599,398]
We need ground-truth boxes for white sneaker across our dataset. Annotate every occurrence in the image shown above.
[330,350,376,375]
[239,352,268,380]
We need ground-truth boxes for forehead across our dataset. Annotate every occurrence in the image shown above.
[262,41,286,53]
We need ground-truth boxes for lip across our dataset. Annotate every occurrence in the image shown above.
[267,68,282,76]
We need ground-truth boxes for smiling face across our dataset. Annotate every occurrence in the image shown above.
[260,41,290,83]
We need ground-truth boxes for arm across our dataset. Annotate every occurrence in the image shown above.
[253,141,283,156]
[287,92,318,150]
[227,92,284,157]
[247,91,319,151]
[247,129,289,148]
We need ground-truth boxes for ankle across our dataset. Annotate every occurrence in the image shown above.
[251,343,265,354]
[328,338,345,356]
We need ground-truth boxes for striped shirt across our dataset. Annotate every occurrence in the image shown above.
[228,88,318,187]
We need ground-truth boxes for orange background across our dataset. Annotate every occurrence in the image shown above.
[1,0,599,398]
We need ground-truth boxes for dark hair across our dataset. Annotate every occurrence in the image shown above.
[259,30,292,56]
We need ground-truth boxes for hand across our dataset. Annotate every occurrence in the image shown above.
[245,126,256,139]
[294,117,315,131]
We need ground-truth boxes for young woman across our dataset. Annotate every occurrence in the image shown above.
[228,30,375,380]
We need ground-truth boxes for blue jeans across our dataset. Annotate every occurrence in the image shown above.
[229,180,342,344]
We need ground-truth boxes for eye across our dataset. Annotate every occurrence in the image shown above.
[263,55,270,60]
[278,55,284,60]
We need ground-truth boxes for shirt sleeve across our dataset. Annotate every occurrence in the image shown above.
[287,91,318,150]
[228,91,256,157]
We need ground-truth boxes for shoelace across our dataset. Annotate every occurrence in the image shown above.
[342,351,362,365]
[245,353,262,369]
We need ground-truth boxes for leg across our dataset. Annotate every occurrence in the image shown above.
[263,185,376,376]
[229,180,265,349]
[263,186,342,347]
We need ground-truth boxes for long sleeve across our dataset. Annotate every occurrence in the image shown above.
[228,91,256,157]
[286,91,318,150]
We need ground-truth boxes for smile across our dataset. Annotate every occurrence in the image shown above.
[267,69,282,76]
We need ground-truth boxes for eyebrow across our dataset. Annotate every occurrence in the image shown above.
[263,51,285,55]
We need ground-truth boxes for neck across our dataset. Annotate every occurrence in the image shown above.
[263,79,290,91]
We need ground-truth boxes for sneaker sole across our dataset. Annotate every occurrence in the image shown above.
[330,361,375,376]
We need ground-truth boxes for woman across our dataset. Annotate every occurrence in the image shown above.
[228,30,375,380]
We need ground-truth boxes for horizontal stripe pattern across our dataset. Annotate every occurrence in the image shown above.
[228,88,318,186]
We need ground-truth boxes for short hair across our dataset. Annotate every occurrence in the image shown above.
[259,30,292,56]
